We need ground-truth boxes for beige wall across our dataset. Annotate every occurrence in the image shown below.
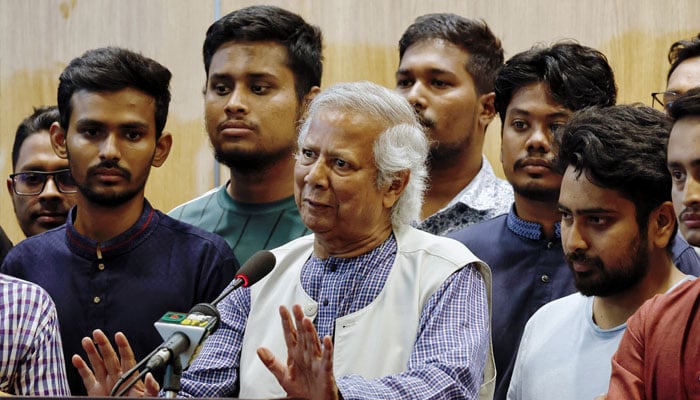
[1,0,698,243]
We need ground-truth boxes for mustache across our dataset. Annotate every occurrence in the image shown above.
[565,251,603,269]
[513,157,555,170]
[87,160,131,180]
[413,112,435,129]
[679,206,700,220]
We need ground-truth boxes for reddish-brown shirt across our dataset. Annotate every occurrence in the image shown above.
[608,278,700,399]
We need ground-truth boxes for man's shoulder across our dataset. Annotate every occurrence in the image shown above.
[157,210,231,246]
[169,186,223,219]
[447,213,508,244]
[671,235,700,276]
[522,293,586,338]
[6,227,65,256]
[641,278,700,318]
[0,272,56,310]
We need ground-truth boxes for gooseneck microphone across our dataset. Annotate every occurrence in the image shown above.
[111,250,276,397]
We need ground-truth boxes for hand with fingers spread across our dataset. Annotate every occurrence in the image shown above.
[71,329,160,397]
[257,305,339,400]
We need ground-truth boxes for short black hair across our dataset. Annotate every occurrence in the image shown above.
[495,42,617,125]
[12,106,60,171]
[398,13,503,95]
[668,86,700,121]
[203,5,323,103]
[556,105,674,238]
[667,33,700,82]
[57,47,171,138]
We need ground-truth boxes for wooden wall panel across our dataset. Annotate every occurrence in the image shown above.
[1,0,699,243]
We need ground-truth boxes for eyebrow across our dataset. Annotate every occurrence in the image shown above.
[667,159,700,169]
[508,108,571,119]
[74,118,150,131]
[396,67,455,77]
[558,204,616,215]
[209,71,278,81]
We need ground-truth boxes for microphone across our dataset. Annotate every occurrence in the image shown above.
[113,251,277,396]
[149,303,220,370]
[211,249,277,305]
[148,250,277,370]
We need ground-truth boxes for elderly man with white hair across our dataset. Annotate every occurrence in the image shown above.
[74,81,492,400]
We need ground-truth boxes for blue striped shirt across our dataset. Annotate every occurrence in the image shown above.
[180,234,489,399]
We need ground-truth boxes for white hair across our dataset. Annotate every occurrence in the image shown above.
[297,81,428,226]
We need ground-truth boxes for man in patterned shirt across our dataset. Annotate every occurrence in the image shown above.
[0,273,69,396]
[395,13,513,235]
[75,82,494,400]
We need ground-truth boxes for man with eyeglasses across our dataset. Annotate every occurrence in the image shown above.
[6,106,77,238]
[651,33,700,113]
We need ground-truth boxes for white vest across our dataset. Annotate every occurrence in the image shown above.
[239,226,495,399]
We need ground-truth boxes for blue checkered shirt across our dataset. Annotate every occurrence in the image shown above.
[0,273,69,396]
[180,234,489,399]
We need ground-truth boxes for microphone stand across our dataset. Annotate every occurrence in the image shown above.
[110,345,162,396]
[162,355,183,398]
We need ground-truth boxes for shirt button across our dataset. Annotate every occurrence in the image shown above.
[541,274,550,283]
[93,296,101,304]
[323,299,329,306]
[547,241,554,249]
[303,303,317,316]
[329,264,337,272]
[98,263,105,271]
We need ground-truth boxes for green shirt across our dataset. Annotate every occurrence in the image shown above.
[169,184,310,263]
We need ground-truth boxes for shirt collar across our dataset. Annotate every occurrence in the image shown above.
[506,205,561,240]
[448,156,510,211]
[65,200,158,258]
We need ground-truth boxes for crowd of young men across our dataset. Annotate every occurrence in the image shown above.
[2,5,700,399]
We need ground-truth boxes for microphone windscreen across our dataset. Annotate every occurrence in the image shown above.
[236,250,276,287]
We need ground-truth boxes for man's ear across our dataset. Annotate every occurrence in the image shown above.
[382,170,410,209]
[49,122,68,159]
[7,177,14,197]
[302,86,321,113]
[152,132,173,168]
[478,91,497,127]
[650,201,676,249]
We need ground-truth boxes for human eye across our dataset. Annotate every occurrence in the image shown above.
[77,125,101,138]
[559,209,573,224]
[21,172,45,186]
[431,79,450,88]
[297,148,316,164]
[669,168,686,184]
[587,215,609,226]
[396,77,413,89]
[511,119,529,131]
[211,82,231,96]
[125,130,144,141]
[250,82,272,95]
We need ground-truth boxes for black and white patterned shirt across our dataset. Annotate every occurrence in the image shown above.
[418,156,513,236]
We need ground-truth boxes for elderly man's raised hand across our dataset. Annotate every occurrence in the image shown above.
[71,329,160,397]
[257,304,339,400]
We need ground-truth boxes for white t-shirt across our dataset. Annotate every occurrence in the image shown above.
[507,276,694,400]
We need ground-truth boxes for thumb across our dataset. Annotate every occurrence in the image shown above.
[257,347,287,380]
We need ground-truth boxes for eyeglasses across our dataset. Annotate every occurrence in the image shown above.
[651,91,680,112]
[9,169,77,196]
